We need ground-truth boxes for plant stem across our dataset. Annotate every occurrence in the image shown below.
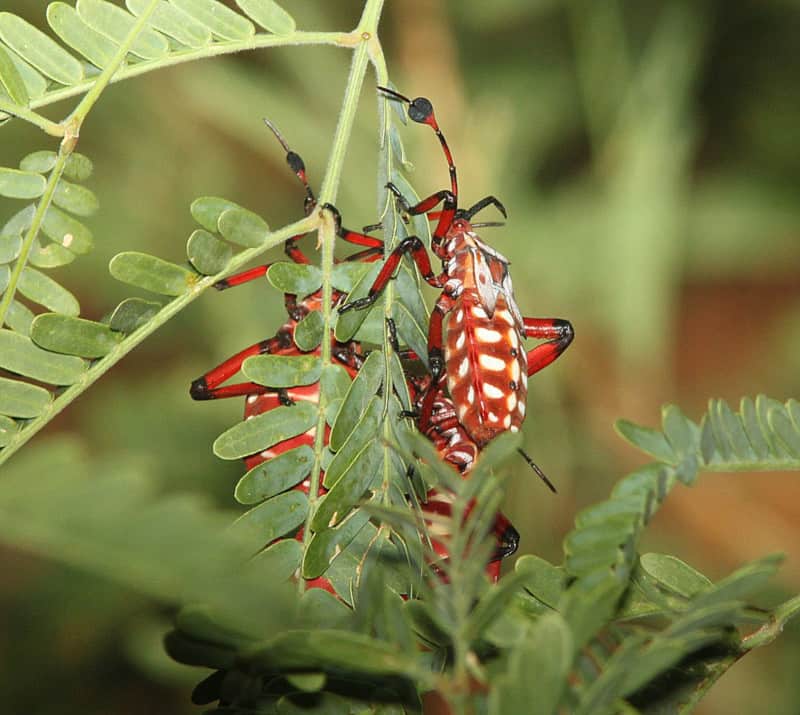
[0,0,162,328]
[300,0,385,591]
[0,216,314,467]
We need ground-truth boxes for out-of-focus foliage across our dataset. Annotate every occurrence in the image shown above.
[0,0,799,713]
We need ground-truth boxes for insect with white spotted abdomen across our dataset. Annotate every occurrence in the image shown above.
[338,88,574,455]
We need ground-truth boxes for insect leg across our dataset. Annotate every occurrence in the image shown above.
[522,317,574,376]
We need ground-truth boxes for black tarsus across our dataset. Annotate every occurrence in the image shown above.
[460,195,507,221]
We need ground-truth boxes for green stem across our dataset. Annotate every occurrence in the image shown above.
[0,148,69,327]
[300,0,385,590]
[69,0,162,124]
[0,99,62,135]
[0,215,314,467]
[0,0,163,329]
[26,32,352,117]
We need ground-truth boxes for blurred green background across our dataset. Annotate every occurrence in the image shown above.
[2,0,800,712]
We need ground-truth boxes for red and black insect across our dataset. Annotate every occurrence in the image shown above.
[189,123,389,592]
[411,375,519,583]
[189,122,383,404]
[338,88,573,455]
[192,118,519,593]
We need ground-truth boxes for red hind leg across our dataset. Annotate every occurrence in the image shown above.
[189,333,296,401]
[523,317,574,376]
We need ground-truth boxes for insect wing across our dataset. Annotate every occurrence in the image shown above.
[471,247,499,316]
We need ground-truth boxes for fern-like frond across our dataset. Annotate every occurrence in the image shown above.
[0,1,323,121]
[617,395,800,478]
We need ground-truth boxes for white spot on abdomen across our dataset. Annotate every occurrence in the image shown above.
[475,327,502,343]
[483,383,503,399]
[479,354,505,371]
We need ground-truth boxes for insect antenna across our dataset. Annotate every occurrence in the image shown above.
[469,221,506,228]
[377,86,458,201]
[263,117,315,212]
[517,448,557,493]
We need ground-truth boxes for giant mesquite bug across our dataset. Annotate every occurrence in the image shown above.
[338,88,574,464]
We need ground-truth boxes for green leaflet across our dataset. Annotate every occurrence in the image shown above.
[52,180,99,217]
[489,615,572,715]
[47,2,119,69]
[303,509,370,579]
[0,168,45,199]
[169,0,255,40]
[234,0,295,34]
[190,196,241,232]
[229,490,309,548]
[110,251,196,296]
[329,350,384,450]
[18,266,80,315]
[234,444,314,504]
[0,231,22,263]
[28,239,76,269]
[76,0,169,60]
[615,419,675,462]
[0,376,51,418]
[267,262,322,297]
[218,207,269,247]
[31,314,123,358]
[333,261,382,342]
[243,354,321,388]
[19,150,58,173]
[186,229,232,275]
[108,297,161,333]
[0,329,86,384]
[0,415,18,448]
[319,364,352,403]
[0,12,84,85]
[244,629,421,678]
[252,538,302,583]
[638,553,712,600]
[5,301,34,336]
[0,43,28,105]
[63,153,93,182]
[330,261,372,293]
[41,205,94,254]
[6,52,46,101]
[324,396,382,488]
[311,439,384,531]
[126,0,211,48]
[293,309,324,351]
[213,401,316,460]
[515,554,564,610]
[769,404,800,457]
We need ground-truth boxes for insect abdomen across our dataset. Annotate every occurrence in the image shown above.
[445,293,527,446]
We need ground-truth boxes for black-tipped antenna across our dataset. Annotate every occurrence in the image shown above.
[262,117,315,211]
[469,221,506,229]
[517,448,557,494]
[377,85,412,104]
[262,117,291,153]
